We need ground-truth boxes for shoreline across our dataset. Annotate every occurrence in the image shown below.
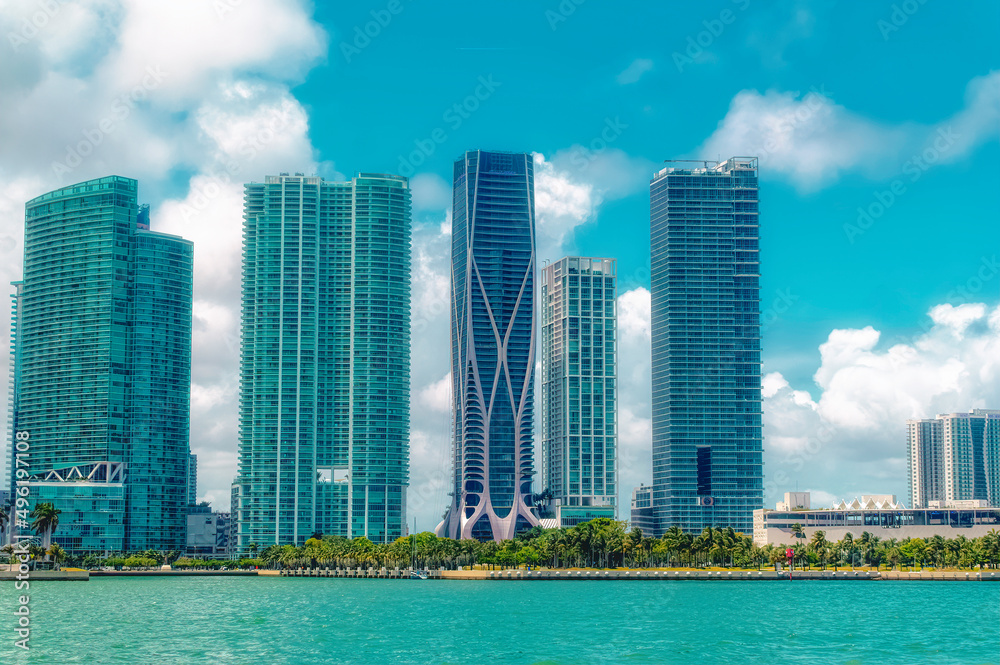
[3,568,997,582]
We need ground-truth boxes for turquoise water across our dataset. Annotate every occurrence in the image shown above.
[1,577,997,664]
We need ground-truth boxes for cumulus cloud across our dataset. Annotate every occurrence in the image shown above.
[532,149,654,263]
[0,0,327,510]
[616,58,653,85]
[763,301,1000,506]
[616,288,652,511]
[696,71,1000,190]
[409,173,451,212]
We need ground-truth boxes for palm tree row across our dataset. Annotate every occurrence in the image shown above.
[4,518,998,571]
[780,527,1000,570]
[248,520,1000,572]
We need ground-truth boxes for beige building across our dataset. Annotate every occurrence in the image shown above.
[753,492,1000,546]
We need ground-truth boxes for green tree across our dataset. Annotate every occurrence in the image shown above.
[30,502,61,552]
[46,543,66,569]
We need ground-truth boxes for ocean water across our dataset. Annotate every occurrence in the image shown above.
[1,576,997,664]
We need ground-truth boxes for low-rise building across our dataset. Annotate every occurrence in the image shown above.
[186,504,230,557]
[22,462,126,555]
[630,484,656,534]
[753,491,1000,546]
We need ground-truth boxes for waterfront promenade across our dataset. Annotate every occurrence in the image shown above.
[3,567,998,581]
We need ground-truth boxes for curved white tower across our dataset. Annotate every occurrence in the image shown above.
[437,150,538,541]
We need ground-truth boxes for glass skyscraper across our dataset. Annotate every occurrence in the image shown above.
[648,157,763,535]
[13,176,193,554]
[437,150,538,542]
[237,173,411,552]
[540,256,618,527]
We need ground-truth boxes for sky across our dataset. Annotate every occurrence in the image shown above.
[0,0,998,532]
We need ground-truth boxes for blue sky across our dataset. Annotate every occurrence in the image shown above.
[0,0,998,530]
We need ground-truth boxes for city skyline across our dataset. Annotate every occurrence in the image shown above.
[0,2,998,533]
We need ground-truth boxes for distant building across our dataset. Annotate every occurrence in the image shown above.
[437,150,539,542]
[541,257,618,526]
[12,176,192,555]
[237,173,411,553]
[229,479,241,559]
[753,491,1000,546]
[907,410,1000,508]
[649,158,763,535]
[186,504,230,557]
[630,484,657,535]
[777,492,810,511]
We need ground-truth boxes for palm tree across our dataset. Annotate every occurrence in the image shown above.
[790,523,805,540]
[810,531,828,569]
[30,503,61,552]
[46,543,66,570]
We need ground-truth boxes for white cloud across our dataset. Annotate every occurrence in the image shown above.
[417,374,452,413]
[0,0,327,513]
[697,71,1000,190]
[532,149,654,263]
[615,288,653,511]
[618,287,651,341]
[410,173,451,212]
[616,58,653,85]
[763,301,1000,506]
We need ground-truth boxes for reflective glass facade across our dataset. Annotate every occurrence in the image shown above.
[541,257,618,518]
[649,158,763,535]
[14,176,192,554]
[24,462,126,553]
[438,150,538,541]
[907,410,1000,508]
[237,173,411,552]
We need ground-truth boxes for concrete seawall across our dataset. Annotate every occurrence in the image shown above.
[270,568,1000,581]
[0,570,89,581]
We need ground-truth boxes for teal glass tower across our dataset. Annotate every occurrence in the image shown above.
[237,173,411,551]
[13,176,193,554]
[541,257,618,527]
[649,158,763,535]
[437,150,538,542]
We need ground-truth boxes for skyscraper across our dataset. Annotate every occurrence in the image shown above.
[237,173,411,552]
[907,410,1000,508]
[13,175,193,554]
[647,157,763,535]
[437,150,538,541]
[540,256,618,527]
